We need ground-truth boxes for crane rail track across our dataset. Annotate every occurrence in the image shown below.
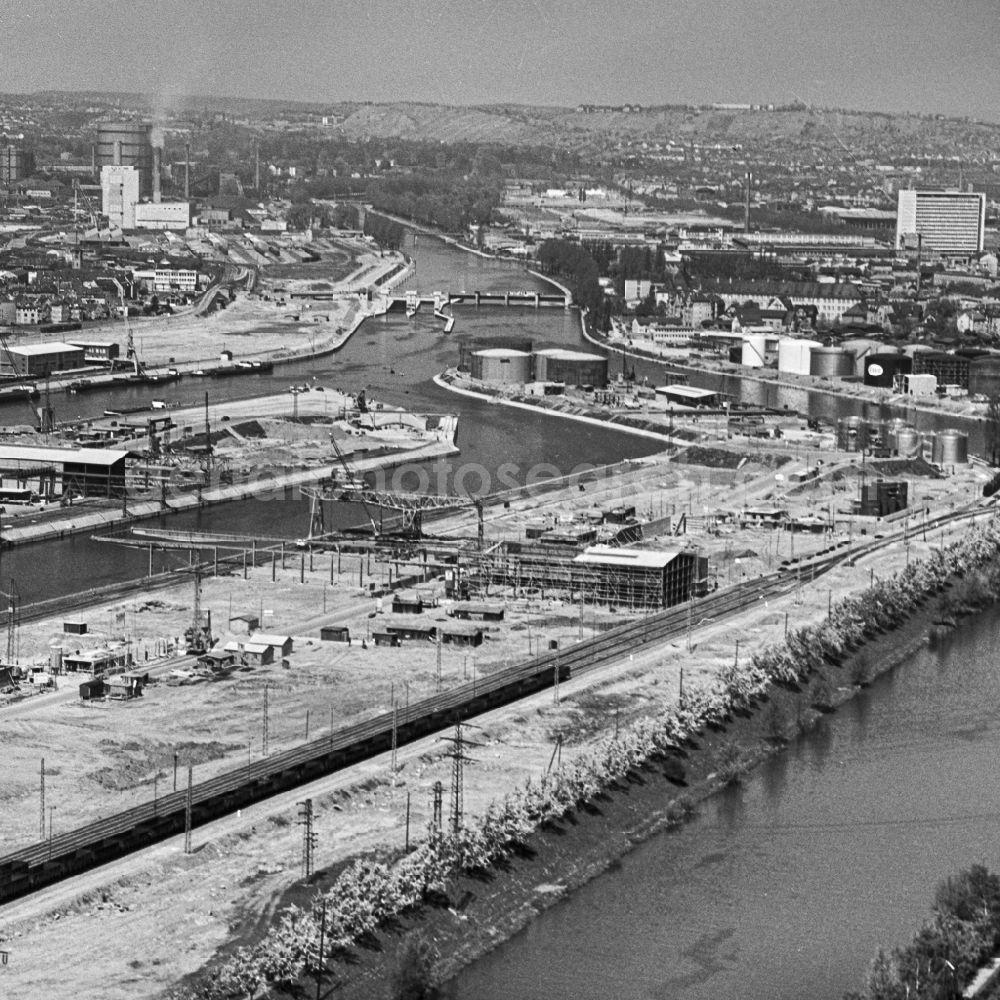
[0,503,989,905]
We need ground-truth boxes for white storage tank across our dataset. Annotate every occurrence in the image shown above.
[932,429,968,466]
[777,338,821,376]
[741,334,768,368]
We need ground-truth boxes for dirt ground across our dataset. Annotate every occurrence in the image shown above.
[0,440,992,1000]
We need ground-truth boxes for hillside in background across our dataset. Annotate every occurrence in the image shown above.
[14,91,1000,159]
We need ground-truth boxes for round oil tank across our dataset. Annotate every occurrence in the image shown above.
[533,348,608,387]
[894,427,922,458]
[741,334,768,368]
[49,646,63,673]
[843,339,891,376]
[968,356,1000,398]
[809,347,855,378]
[864,353,912,388]
[837,415,867,452]
[777,338,820,375]
[470,348,532,386]
[932,430,968,466]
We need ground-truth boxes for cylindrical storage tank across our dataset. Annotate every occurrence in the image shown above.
[902,343,934,358]
[837,415,867,452]
[864,353,912,388]
[470,348,532,386]
[968,356,1000,399]
[533,348,608,387]
[932,430,968,466]
[809,347,855,378]
[843,339,891,377]
[741,334,768,368]
[777,338,820,375]
[49,646,63,673]
[894,427,922,459]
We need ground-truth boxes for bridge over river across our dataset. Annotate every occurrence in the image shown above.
[389,287,571,313]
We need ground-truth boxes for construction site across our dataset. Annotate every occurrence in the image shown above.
[0,392,993,998]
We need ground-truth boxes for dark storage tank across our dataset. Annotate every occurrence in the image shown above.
[863,353,912,388]
[968,356,1000,399]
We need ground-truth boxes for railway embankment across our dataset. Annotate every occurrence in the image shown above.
[166,518,1000,1000]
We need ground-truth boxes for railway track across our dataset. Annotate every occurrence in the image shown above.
[0,502,990,905]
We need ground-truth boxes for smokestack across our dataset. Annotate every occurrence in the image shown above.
[184,142,190,200]
[91,144,96,174]
[152,145,162,203]
[255,144,260,191]
[113,140,122,166]
[744,170,752,235]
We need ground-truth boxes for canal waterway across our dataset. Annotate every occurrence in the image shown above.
[0,233,987,602]
[446,607,1000,1000]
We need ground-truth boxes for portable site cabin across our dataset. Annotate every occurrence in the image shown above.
[320,625,351,643]
[439,622,484,647]
[250,633,293,657]
[107,672,148,700]
[448,601,505,623]
[223,640,274,667]
[391,590,424,615]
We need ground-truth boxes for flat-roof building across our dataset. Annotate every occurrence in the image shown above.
[1,342,86,377]
[0,443,128,498]
[896,190,985,255]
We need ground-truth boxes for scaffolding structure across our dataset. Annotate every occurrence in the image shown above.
[456,543,701,611]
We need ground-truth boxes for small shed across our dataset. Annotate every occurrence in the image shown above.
[241,641,274,667]
[440,622,484,647]
[198,649,236,670]
[391,590,424,614]
[107,672,147,700]
[228,613,260,635]
[320,625,351,643]
[0,666,18,693]
[251,633,294,657]
[449,601,505,622]
[383,618,437,641]
[223,639,275,666]
[372,630,402,647]
[64,620,88,635]
[79,677,105,700]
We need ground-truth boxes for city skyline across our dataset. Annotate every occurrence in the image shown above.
[1,0,997,122]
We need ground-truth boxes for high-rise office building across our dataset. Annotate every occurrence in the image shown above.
[896,189,985,254]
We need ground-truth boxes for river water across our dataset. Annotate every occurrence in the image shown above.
[446,608,1000,1000]
[6,235,999,996]
[0,235,985,600]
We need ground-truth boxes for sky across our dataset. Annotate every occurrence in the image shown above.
[0,0,997,121]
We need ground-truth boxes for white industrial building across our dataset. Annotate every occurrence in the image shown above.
[101,164,140,229]
[134,201,191,231]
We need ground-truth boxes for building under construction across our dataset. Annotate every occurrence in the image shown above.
[454,542,706,610]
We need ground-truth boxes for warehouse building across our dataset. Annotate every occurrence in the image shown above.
[1,342,86,378]
[0,444,129,498]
